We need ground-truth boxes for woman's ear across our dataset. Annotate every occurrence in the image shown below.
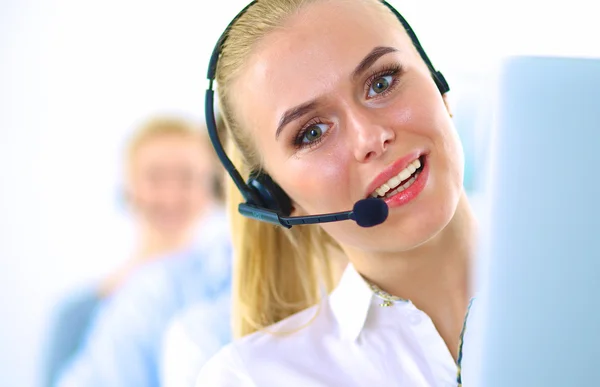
[442,93,454,118]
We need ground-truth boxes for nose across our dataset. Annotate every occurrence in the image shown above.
[348,109,395,163]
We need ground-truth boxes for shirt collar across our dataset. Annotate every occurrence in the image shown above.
[329,263,375,342]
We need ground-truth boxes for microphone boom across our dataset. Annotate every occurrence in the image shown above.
[239,198,388,228]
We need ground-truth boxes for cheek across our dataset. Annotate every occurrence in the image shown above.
[273,146,354,214]
[403,87,463,175]
[130,182,154,204]
[391,89,464,198]
[433,118,465,185]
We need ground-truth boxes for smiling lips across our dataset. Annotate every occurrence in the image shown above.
[366,153,429,208]
[370,157,422,199]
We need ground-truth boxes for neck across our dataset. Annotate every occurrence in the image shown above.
[346,192,477,360]
[132,203,214,262]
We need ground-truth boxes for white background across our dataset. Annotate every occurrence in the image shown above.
[1,1,597,386]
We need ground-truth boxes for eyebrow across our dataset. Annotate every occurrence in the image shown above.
[275,46,398,140]
[352,46,398,80]
[276,100,319,139]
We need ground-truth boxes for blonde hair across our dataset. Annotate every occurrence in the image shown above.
[215,0,391,338]
[126,115,226,201]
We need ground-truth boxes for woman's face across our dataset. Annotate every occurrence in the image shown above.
[127,135,214,236]
[232,0,464,253]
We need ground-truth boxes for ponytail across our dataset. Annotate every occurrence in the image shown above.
[226,140,338,338]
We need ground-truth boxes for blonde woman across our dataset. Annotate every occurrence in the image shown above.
[196,0,477,386]
[49,117,232,387]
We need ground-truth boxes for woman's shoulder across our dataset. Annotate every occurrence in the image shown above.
[196,299,333,386]
[195,343,253,387]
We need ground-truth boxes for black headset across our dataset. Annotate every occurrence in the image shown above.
[205,0,449,227]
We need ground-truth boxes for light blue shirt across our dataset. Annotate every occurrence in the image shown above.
[56,209,232,387]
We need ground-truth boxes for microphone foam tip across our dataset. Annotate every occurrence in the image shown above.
[353,198,389,227]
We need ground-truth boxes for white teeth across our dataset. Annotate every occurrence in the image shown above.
[372,158,422,198]
[404,175,416,188]
[387,176,400,187]
[397,169,411,182]
[385,174,418,197]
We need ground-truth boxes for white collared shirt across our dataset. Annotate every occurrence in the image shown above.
[195,264,468,387]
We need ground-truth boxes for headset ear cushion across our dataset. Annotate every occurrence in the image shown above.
[247,172,293,216]
[434,71,450,94]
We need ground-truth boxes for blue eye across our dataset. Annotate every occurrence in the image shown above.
[302,123,329,144]
[368,75,393,97]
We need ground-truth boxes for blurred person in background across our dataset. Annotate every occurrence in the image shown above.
[42,116,232,387]
[102,116,227,297]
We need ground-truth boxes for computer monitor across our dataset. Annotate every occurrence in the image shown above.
[472,55,600,386]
